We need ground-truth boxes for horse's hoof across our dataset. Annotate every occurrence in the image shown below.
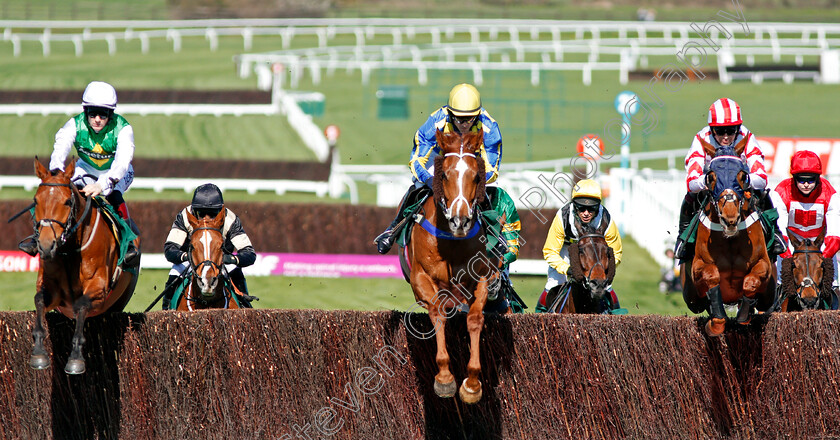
[64,359,86,375]
[434,379,457,398]
[29,354,50,370]
[705,318,726,337]
[458,379,482,404]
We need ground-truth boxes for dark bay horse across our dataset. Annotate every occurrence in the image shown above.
[175,209,242,310]
[779,230,834,311]
[30,159,138,374]
[402,130,501,404]
[545,217,616,314]
[682,139,775,336]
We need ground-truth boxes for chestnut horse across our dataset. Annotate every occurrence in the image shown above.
[30,159,138,374]
[681,139,775,336]
[778,230,834,311]
[403,130,501,404]
[544,218,617,314]
[174,209,242,310]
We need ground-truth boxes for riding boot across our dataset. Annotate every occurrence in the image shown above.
[674,192,699,262]
[735,296,756,324]
[535,289,550,313]
[374,185,425,254]
[110,198,139,266]
[229,267,256,308]
[707,286,727,319]
[161,274,179,310]
[18,235,38,257]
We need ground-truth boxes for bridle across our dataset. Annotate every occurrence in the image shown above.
[791,248,824,308]
[34,181,92,252]
[188,226,226,280]
[575,233,610,292]
[438,145,479,221]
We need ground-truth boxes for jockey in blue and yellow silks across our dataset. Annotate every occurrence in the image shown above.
[18,81,139,265]
[374,83,503,254]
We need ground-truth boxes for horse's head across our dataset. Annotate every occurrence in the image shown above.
[33,159,80,260]
[784,230,832,310]
[433,130,485,237]
[705,154,750,238]
[186,208,226,298]
[569,217,615,302]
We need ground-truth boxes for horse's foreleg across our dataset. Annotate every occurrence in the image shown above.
[428,302,456,398]
[65,296,91,375]
[705,285,727,336]
[29,289,50,370]
[739,260,771,324]
[459,280,487,404]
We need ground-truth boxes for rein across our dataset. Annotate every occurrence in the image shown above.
[35,182,93,252]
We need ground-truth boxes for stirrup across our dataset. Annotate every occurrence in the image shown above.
[123,245,139,266]
[374,229,394,254]
[18,236,38,257]
[673,239,687,260]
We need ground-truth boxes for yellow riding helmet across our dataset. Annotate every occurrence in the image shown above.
[448,83,481,117]
[572,179,602,206]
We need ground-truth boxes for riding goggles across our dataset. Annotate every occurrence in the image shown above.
[711,125,739,136]
[451,113,477,126]
[794,175,818,184]
[193,208,222,218]
[574,203,599,213]
[85,107,113,119]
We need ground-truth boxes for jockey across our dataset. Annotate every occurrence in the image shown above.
[485,185,525,313]
[160,184,257,309]
[770,151,840,295]
[673,97,786,262]
[373,83,503,254]
[18,81,139,264]
[536,179,623,312]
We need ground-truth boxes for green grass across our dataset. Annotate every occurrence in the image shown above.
[0,235,694,316]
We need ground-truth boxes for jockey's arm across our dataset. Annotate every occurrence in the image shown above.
[825,190,840,239]
[163,209,190,264]
[480,113,503,183]
[227,215,256,267]
[743,135,767,190]
[49,119,77,172]
[498,191,521,265]
[685,136,707,193]
[409,111,443,186]
[604,219,623,266]
[543,212,570,274]
[96,125,135,196]
[769,189,789,241]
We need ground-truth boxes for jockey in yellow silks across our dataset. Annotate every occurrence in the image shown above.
[536,179,623,312]
[373,83,503,255]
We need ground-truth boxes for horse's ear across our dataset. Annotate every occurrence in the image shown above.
[706,171,717,193]
[434,130,444,148]
[467,130,483,154]
[737,170,749,190]
[212,207,226,225]
[699,137,716,157]
[64,160,75,179]
[596,215,609,236]
[788,229,802,250]
[815,229,826,247]
[185,208,199,229]
[34,159,49,180]
[733,136,748,157]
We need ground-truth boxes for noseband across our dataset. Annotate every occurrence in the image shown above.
[34,182,92,251]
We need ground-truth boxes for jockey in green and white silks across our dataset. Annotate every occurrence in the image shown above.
[49,82,135,201]
[17,81,139,264]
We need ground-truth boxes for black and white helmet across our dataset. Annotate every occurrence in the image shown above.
[191,183,224,218]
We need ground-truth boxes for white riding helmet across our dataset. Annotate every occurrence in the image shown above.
[82,81,118,109]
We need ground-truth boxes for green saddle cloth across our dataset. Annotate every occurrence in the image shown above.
[680,208,779,252]
[94,197,138,266]
[169,273,242,309]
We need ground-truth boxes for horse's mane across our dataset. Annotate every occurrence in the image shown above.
[779,257,796,300]
[780,237,836,307]
[822,257,835,301]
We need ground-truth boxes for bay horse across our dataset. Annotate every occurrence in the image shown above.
[403,129,502,404]
[545,217,617,314]
[681,139,775,336]
[778,230,835,311]
[174,208,242,310]
[30,159,139,374]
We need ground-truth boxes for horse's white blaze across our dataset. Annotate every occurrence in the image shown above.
[444,152,476,219]
[199,230,213,289]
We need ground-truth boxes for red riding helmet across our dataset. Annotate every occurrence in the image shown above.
[708,98,742,127]
[790,150,822,176]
